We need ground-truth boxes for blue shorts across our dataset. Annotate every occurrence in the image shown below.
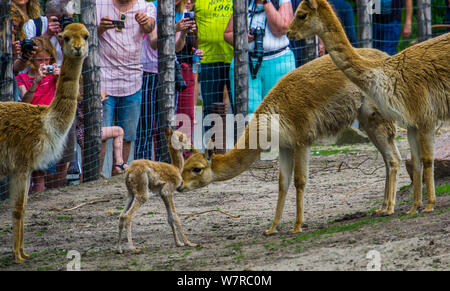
[102,90,142,142]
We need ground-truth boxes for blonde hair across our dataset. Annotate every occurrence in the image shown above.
[11,2,27,41]
[13,0,41,20]
[176,0,187,13]
[29,37,57,71]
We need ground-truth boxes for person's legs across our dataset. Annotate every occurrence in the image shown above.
[114,90,142,164]
[261,50,296,98]
[373,20,401,56]
[135,73,158,160]
[177,63,195,159]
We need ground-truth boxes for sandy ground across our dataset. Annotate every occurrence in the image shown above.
[0,129,449,271]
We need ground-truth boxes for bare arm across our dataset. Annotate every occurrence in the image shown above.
[223,15,234,46]
[264,1,293,37]
[402,0,412,38]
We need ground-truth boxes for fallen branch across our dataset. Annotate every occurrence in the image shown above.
[181,209,241,219]
[49,199,110,212]
[338,179,385,204]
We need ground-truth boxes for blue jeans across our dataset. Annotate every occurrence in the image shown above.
[373,20,401,56]
[102,90,142,142]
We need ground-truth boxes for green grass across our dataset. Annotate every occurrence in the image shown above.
[295,216,392,242]
[311,148,362,156]
[435,184,450,196]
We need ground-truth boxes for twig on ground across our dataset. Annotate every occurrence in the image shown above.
[338,179,385,204]
[49,199,110,212]
[181,209,241,219]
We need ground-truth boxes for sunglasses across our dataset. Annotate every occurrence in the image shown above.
[115,13,126,32]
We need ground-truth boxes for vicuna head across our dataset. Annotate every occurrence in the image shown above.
[58,23,89,58]
[287,0,330,41]
[177,141,215,192]
[164,127,193,152]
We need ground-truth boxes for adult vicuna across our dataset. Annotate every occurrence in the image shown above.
[287,0,450,215]
[118,128,197,254]
[0,23,89,263]
[178,48,401,235]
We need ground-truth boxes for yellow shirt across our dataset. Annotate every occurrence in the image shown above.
[195,0,234,64]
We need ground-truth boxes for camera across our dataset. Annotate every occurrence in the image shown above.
[249,26,265,58]
[44,65,55,74]
[58,15,74,30]
[111,20,125,30]
[20,39,37,55]
[183,11,195,21]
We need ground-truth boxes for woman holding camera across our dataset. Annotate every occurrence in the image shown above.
[224,0,295,116]
[16,37,60,105]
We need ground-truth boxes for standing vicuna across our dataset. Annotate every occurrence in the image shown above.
[118,128,197,254]
[0,23,89,263]
[287,0,450,215]
[178,47,401,235]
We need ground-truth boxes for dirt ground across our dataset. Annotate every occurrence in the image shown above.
[0,129,449,271]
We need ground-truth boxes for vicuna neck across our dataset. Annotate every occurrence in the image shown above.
[317,4,376,88]
[46,56,83,131]
[169,147,185,171]
[211,126,263,181]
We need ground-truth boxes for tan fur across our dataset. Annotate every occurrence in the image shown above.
[0,23,89,263]
[288,0,450,214]
[179,48,401,235]
[117,128,197,253]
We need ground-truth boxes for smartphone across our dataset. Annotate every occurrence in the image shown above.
[183,11,195,21]
[111,20,125,29]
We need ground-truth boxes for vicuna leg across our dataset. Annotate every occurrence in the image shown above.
[10,171,31,263]
[117,181,148,253]
[407,127,423,214]
[265,147,294,235]
[362,122,401,214]
[289,145,310,234]
[418,129,436,212]
[160,191,185,247]
[163,189,197,247]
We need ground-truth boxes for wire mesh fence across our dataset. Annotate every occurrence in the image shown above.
[0,0,448,200]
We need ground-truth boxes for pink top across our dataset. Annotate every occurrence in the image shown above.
[16,73,57,105]
[141,2,158,74]
[96,0,156,96]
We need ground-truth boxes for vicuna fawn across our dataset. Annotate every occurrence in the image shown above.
[117,128,197,253]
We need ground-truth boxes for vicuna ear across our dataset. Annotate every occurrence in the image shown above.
[58,32,64,41]
[164,127,173,140]
[190,144,199,154]
[305,0,318,9]
[205,139,214,162]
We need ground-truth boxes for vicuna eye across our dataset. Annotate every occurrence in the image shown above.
[83,35,89,40]
[64,37,70,42]
[298,14,307,20]
[193,168,202,173]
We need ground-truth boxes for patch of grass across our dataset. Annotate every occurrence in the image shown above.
[295,216,392,242]
[311,148,362,156]
[400,184,411,191]
[435,184,450,196]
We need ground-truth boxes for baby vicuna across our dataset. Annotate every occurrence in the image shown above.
[117,127,197,253]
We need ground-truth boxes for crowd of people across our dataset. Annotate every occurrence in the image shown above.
[7,0,441,193]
